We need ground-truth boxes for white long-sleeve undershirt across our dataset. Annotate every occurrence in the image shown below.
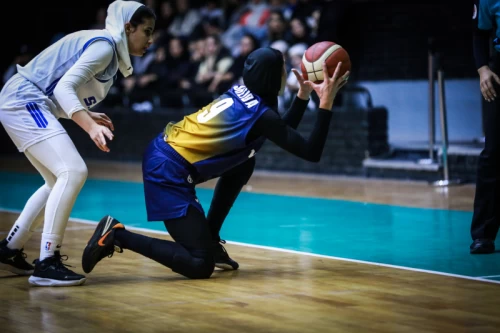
[53,41,114,118]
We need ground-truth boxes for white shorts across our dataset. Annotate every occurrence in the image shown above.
[0,74,66,152]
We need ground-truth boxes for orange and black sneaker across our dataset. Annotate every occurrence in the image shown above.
[82,215,124,274]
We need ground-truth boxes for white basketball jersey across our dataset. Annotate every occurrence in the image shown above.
[17,30,118,118]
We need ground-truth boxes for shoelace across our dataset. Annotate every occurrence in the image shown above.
[52,253,76,271]
[10,248,28,262]
[219,240,229,254]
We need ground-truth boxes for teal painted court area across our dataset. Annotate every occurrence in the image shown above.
[1,171,499,282]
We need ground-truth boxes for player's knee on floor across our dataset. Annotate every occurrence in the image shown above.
[171,253,215,279]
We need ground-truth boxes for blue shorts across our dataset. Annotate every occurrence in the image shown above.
[142,133,204,221]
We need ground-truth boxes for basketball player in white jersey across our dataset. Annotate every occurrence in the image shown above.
[0,0,155,286]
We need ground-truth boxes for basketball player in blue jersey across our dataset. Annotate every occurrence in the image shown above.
[82,47,349,280]
[0,1,155,286]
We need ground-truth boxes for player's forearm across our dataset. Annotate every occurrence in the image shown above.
[282,95,309,129]
[71,110,96,133]
[473,28,491,70]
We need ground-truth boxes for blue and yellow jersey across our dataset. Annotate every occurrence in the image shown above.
[164,85,269,181]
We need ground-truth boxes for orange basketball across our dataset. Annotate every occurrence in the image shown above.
[301,41,351,84]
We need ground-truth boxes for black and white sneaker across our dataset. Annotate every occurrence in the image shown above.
[28,252,86,287]
[82,215,124,274]
[214,240,239,270]
[0,239,34,275]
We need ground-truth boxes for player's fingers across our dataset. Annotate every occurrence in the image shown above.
[485,81,495,101]
[304,80,318,91]
[98,132,109,152]
[103,127,114,141]
[331,62,343,82]
[100,113,112,122]
[322,61,330,80]
[337,71,350,85]
[93,137,106,152]
[291,69,303,82]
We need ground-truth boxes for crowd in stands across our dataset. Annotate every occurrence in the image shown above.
[3,0,348,113]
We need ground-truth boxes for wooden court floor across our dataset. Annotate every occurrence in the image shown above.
[1,157,499,333]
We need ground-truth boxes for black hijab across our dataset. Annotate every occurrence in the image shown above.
[242,47,284,108]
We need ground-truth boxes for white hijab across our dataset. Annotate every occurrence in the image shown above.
[105,0,143,77]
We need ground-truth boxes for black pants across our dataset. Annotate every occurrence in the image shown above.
[114,158,255,279]
[115,206,215,279]
[471,81,500,241]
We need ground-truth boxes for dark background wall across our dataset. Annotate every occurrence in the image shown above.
[3,0,476,81]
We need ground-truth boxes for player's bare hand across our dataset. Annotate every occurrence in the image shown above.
[291,68,313,99]
[479,66,500,102]
[88,123,113,153]
[88,111,114,131]
[304,61,350,110]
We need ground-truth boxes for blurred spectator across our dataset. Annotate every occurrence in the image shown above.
[199,0,225,29]
[289,17,313,46]
[154,0,176,45]
[128,46,169,112]
[89,7,107,30]
[3,45,34,86]
[284,43,317,112]
[159,37,192,108]
[190,34,233,107]
[222,0,270,56]
[208,33,260,94]
[168,0,201,39]
[261,10,292,47]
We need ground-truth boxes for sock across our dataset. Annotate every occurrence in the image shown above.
[40,233,63,260]
[5,186,50,250]
[6,224,34,250]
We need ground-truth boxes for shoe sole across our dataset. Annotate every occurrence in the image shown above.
[215,262,239,270]
[28,275,86,287]
[0,262,34,275]
[82,215,116,274]
[470,248,495,254]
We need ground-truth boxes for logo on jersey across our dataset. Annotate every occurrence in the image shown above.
[248,149,256,158]
[45,242,52,251]
[473,4,477,19]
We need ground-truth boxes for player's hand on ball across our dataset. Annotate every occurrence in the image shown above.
[291,68,313,100]
[88,111,114,131]
[88,123,113,153]
[304,61,350,110]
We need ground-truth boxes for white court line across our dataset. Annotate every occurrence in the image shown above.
[477,275,500,279]
[1,207,499,285]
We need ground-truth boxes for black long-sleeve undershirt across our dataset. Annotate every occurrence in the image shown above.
[207,95,333,241]
[474,28,491,70]
[247,95,332,162]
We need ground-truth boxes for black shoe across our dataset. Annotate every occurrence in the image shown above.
[214,240,239,270]
[470,239,495,254]
[0,239,34,275]
[28,252,86,286]
[82,215,124,274]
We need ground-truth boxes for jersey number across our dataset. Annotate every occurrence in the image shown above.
[84,96,97,107]
[197,98,234,123]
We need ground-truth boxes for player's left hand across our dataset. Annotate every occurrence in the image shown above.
[88,111,114,131]
[291,68,313,100]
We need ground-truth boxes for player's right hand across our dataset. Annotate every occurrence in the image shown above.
[304,61,350,110]
[479,66,500,102]
[88,123,113,152]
